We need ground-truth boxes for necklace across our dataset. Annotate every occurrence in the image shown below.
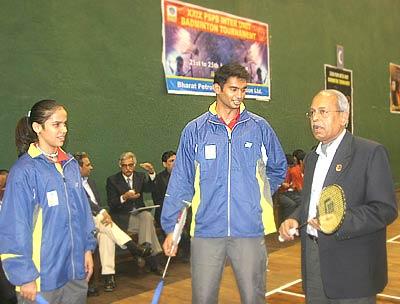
[36,145,59,159]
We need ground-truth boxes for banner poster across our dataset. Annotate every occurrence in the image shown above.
[389,63,400,114]
[161,0,270,100]
[324,64,354,133]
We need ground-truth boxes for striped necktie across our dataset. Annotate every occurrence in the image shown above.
[127,177,132,189]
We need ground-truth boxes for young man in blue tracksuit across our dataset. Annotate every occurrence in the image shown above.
[0,100,96,304]
[161,63,287,304]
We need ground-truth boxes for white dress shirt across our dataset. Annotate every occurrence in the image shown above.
[82,177,98,205]
[120,172,156,203]
[82,177,105,215]
[307,129,346,236]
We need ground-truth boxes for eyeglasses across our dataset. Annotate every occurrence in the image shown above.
[120,163,135,169]
[305,109,343,119]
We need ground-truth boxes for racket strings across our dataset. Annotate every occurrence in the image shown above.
[318,185,345,233]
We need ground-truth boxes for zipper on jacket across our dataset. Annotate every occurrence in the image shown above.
[62,158,76,278]
[209,116,250,237]
[227,130,232,236]
[227,118,249,236]
[209,119,232,236]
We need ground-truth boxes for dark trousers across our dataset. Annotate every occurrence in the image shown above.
[305,236,376,304]
[279,191,301,223]
[0,261,17,304]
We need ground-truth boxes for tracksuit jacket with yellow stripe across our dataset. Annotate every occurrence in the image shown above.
[161,103,287,237]
[0,144,96,292]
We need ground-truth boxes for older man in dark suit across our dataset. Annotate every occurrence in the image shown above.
[106,151,163,274]
[279,89,398,303]
[74,152,152,292]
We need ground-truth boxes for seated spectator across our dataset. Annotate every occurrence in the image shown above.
[0,169,17,304]
[152,151,176,227]
[292,149,305,174]
[74,152,152,293]
[152,151,190,261]
[106,152,163,275]
[279,153,304,222]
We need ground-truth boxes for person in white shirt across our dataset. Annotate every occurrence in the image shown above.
[74,152,152,293]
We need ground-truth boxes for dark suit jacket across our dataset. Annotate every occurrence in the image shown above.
[84,178,102,216]
[152,169,170,227]
[106,171,154,229]
[292,131,398,298]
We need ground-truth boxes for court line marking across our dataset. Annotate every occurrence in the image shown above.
[273,291,400,301]
[265,279,400,300]
[265,279,302,297]
[378,293,400,300]
[265,231,400,299]
[279,290,305,298]
[387,234,400,243]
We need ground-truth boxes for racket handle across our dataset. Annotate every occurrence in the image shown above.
[278,227,298,242]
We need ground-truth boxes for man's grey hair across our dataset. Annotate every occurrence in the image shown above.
[119,152,137,165]
[321,89,350,113]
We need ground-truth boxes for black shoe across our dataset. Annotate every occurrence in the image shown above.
[146,255,163,276]
[103,275,115,292]
[87,285,99,297]
[140,242,153,257]
[126,240,153,258]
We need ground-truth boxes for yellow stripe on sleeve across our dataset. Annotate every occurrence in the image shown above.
[31,207,43,291]
[0,254,22,261]
[2,207,43,292]
[190,162,201,237]
[256,160,277,234]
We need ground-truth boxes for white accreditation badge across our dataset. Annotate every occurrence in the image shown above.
[47,190,59,207]
[204,144,216,160]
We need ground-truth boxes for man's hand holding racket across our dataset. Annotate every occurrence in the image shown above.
[162,206,188,257]
[163,233,178,257]
[278,184,346,242]
[279,218,300,241]
[279,218,320,241]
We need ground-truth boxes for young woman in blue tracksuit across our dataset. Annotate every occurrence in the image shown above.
[0,100,96,304]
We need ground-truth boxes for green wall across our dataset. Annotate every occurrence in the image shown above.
[1,0,399,203]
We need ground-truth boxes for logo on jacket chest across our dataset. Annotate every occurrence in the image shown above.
[244,141,253,148]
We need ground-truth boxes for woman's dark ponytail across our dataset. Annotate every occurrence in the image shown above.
[14,100,65,157]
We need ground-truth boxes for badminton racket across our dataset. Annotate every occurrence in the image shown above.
[151,205,188,304]
[279,184,346,241]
